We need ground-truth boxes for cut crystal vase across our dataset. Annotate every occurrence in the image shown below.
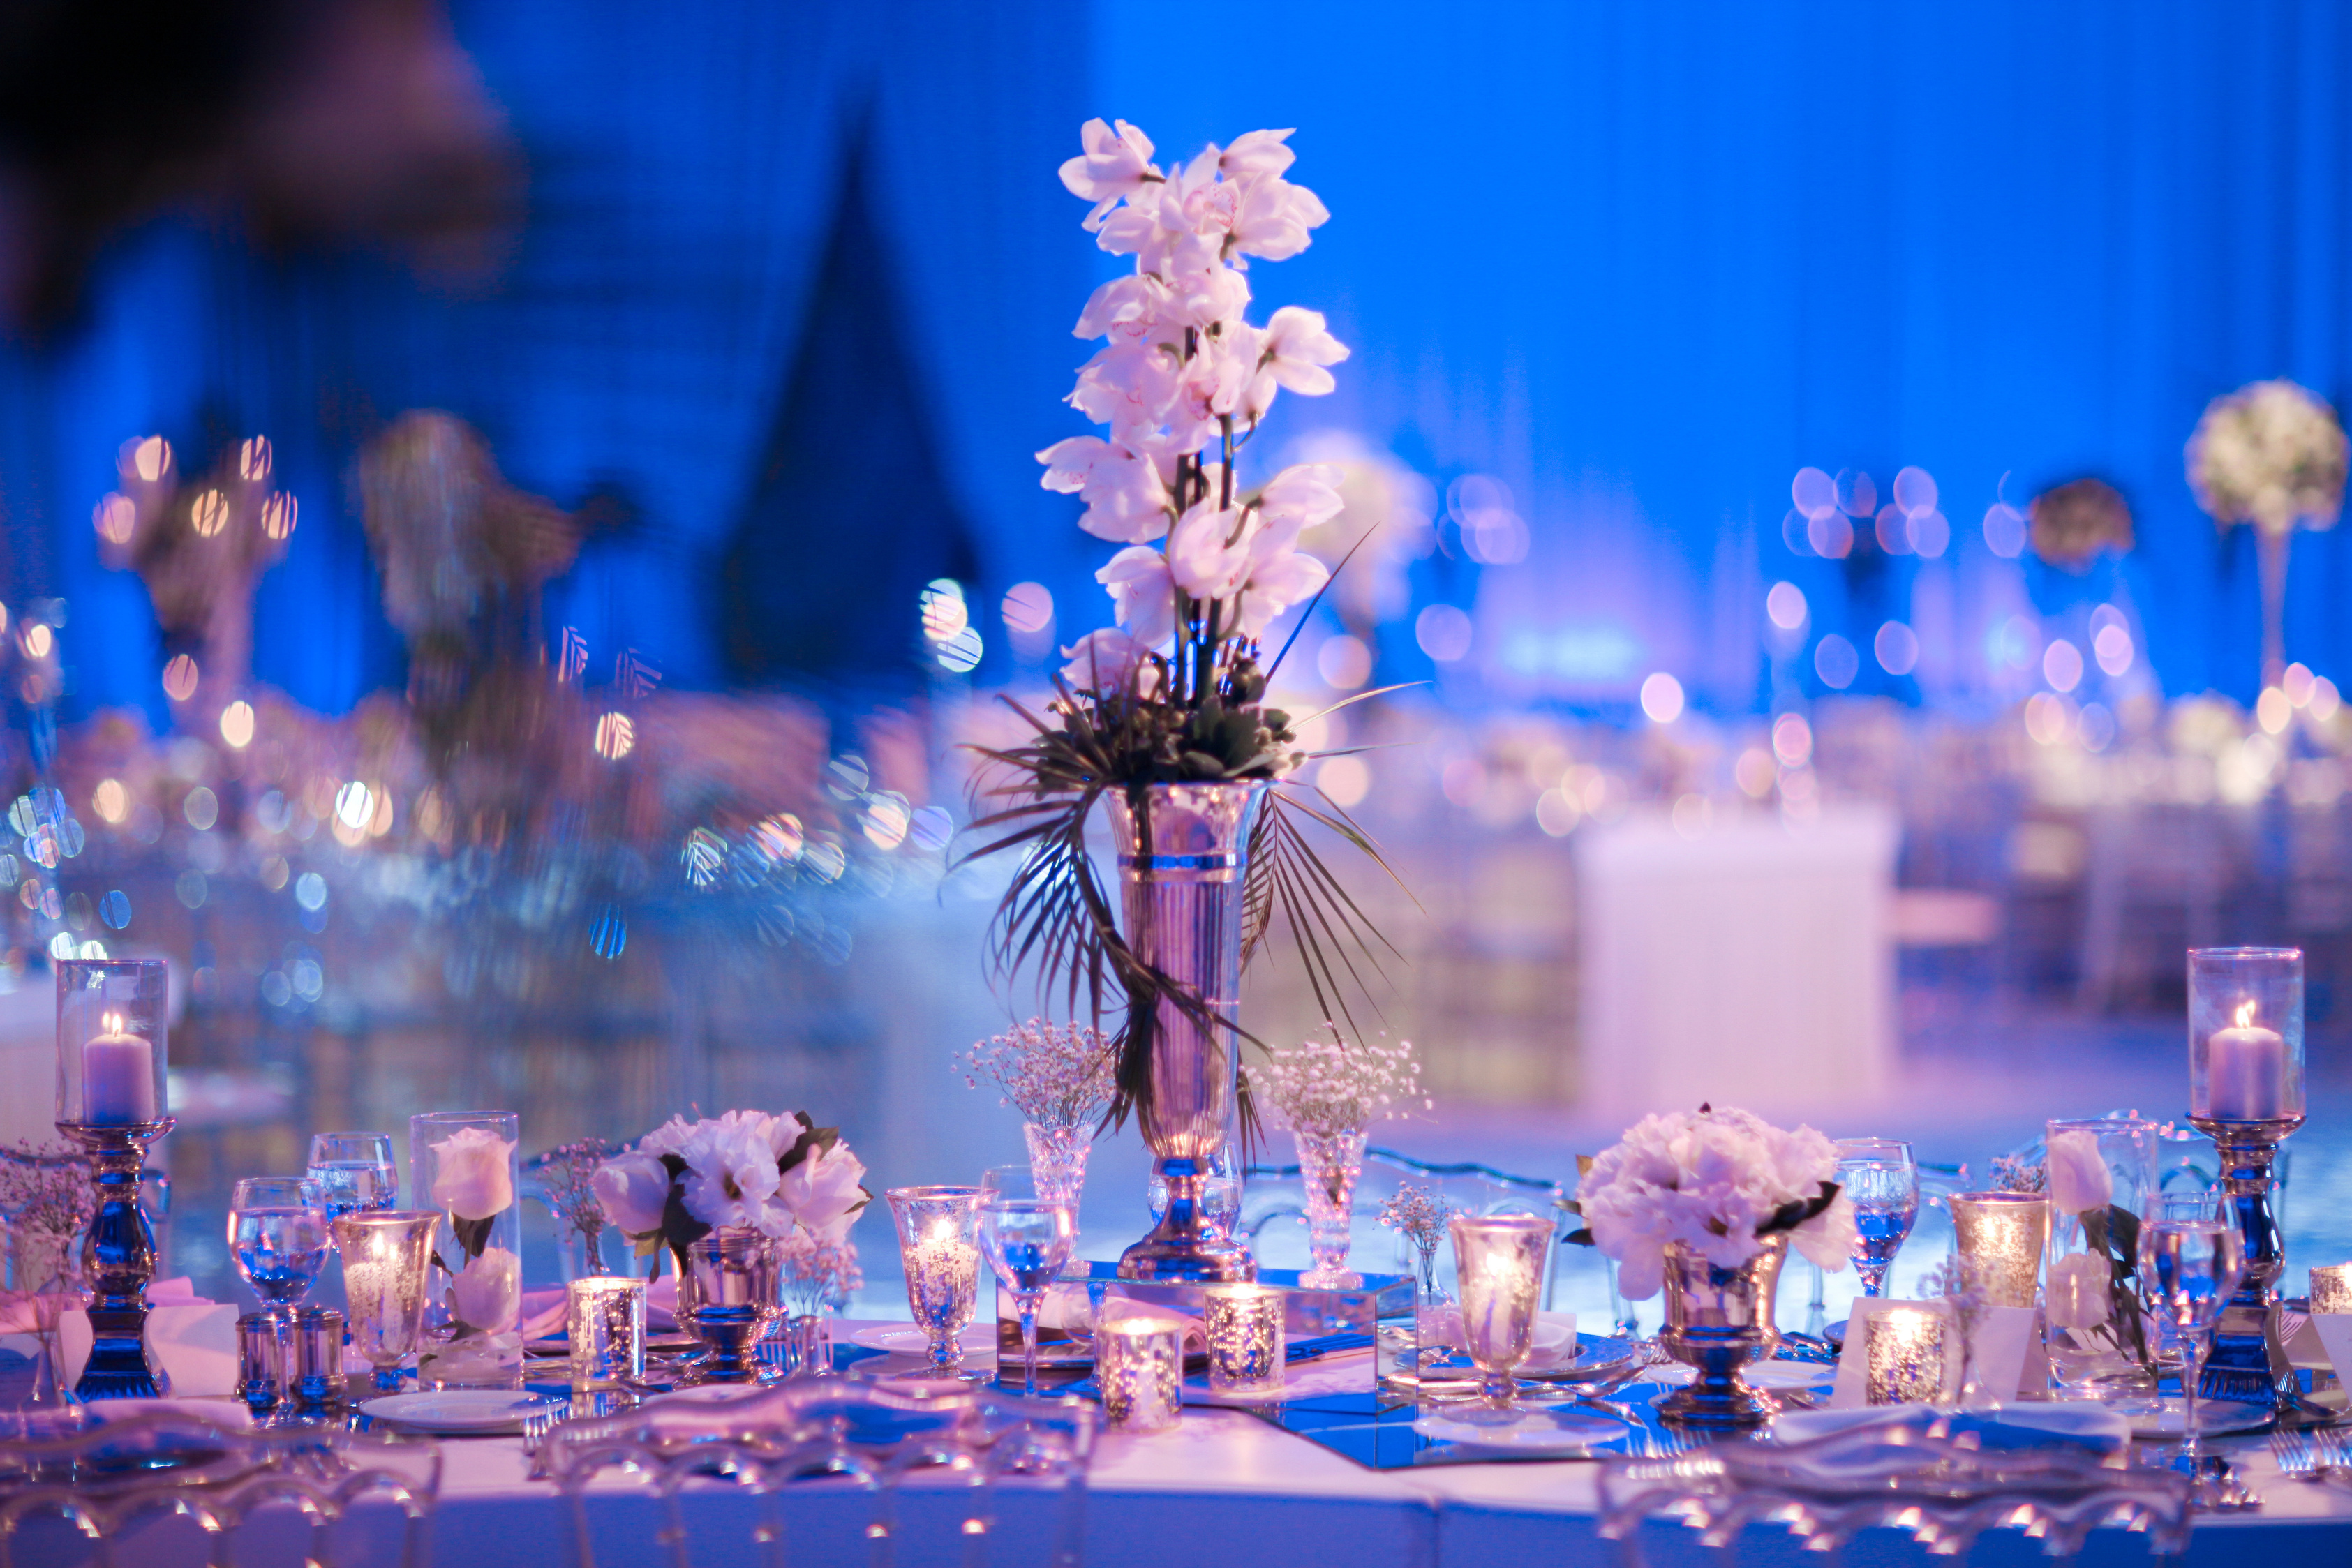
[1108,780,1267,1283]
[1294,1128,1368,1287]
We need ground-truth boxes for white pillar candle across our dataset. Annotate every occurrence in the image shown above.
[2208,1001,2286,1121]
[82,1022,156,1126]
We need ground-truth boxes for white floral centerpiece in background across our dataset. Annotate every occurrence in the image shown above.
[1570,1104,1856,1301]
[1248,1033,1424,1286]
[2187,378,2349,687]
[962,1017,1117,1210]
[595,1109,871,1267]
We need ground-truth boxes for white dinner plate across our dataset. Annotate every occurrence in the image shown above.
[1414,1405,1630,1454]
[359,1391,560,1434]
[1643,1359,1833,1391]
[851,1324,996,1357]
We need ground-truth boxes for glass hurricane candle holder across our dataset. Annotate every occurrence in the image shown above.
[2187,947,2305,1412]
[1867,1306,1947,1406]
[2041,1115,2157,1396]
[2312,1264,2352,1315]
[1948,1193,2050,1309]
[1204,1284,1286,1398]
[336,1209,442,1394]
[54,958,172,1400]
[570,1274,647,1388]
[410,1111,523,1390]
[887,1186,983,1377]
[1097,1315,1184,1431]
[1448,1212,1550,1407]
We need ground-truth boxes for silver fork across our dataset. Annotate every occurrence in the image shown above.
[520,1404,560,1458]
[2270,1428,2318,1480]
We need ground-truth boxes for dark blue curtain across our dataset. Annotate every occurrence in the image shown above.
[2,0,2349,720]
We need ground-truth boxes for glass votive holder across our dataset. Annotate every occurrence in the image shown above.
[336,1209,442,1393]
[2188,946,2305,1127]
[1947,1193,2049,1308]
[886,1186,983,1376]
[568,1275,646,1387]
[1866,1306,1947,1406]
[1448,1212,1551,1405]
[1098,1315,1184,1431]
[54,958,170,1129]
[1203,1285,1286,1398]
[235,1312,283,1414]
[292,1306,346,1412]
[2312,1264,2352,1315]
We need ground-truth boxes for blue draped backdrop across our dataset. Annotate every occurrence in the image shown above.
[2,0,2350,724]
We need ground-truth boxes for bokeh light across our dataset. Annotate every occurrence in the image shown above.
[1907,509,1950,556]
[919,579,968,643]
[1534,784,1581,835]
[161,654,198,701]
[1874,505,1910,555]
[1814,634,1859,689]
[1416,604,1473,662]
[190,489,228,537]
[1766,581,1808,630]
[1806,510,1854,558]
[1875,621,1919,675]
[92,779,126,824]
[1983,503,2027,558]
[2256,687,2292,735]
[218,700,255,749]
[2024,692,2074,745]
[2042,639,2083,694]
[260,493,297,541]
[334,781,375,832]
[1772,712,1812,766]
[936,625,984,673]
[130,436,170,484]
[183,787,218,830]
[1834,469,1877,518]
[1639,671,1685,724]
[1000,581,1054,636]
[594,711,636,759]
[1317,634,1371,688]
[239,436,271,482]
[94,495,134,545]
[1318,755,1371,808]
[2092,624,2133,676]
[1791,467,1836,519]
[1892,465,1937,516]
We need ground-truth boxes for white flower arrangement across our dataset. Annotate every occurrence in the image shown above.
[593,1109,871,1268]
[961,1017,1117,1130]
[2187,378,2349,535]
[1572,1104,1858,1300]
[1247,1032,1423,1140]
[1043,119,1350,695]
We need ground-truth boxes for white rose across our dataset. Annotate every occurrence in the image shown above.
[592,1153,672,1237]
[774,1137,870,1239]
[2046,1250,2111,1331]
[2044,1132,2113,1215]
[430,1126,516,1222]
[448,1245,521,1331]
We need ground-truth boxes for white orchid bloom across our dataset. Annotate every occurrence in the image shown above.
[1255,463,1348,531]
[1073,274,1168,343]
[1059,118,1160,229]
[1219,128,1297,181]
[1171,264,1251,332]
[1256,306,1350,396]
[1168,502,1253,600]
[1230,528,1330,639]
[1098,546,1177,646]
[1229,174,1330,262]
[1036,436,1171,543]
[1059,627,1153,692]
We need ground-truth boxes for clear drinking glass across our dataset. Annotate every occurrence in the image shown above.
[1834,1138,1919,1297]
[978,1195,1076,1395]
[227,1177,330,1317]
[306,1133,399,1224]
[2138,1218,2245,1479]
[887,1186,984,1375]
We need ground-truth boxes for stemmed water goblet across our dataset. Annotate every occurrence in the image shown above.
[2139,1216,2245,1499]
[306,1133,399,1225]
[978,1185,1077,1396]
[228,1177,331,1362]
[1834,1138,1918,1297]
[886,1186,985,1377]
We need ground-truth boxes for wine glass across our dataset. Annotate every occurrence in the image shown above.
[228,1177,331,1321]
[978,1195,1077,1395]
[306,1133,399,1225]
[1835,1138,1919,1297]
[2138,1217,2245,1490]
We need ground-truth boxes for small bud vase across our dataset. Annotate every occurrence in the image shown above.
[1024,1122,1092,1211]
[1655,1234,1787,1428]
[1295,1128,1369,1288]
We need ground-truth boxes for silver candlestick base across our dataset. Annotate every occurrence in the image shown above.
[2188,1114,2301,1412]
[57,1117,174,1400]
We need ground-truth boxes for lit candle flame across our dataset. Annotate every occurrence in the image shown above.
[102,1010,124,1035]
[2235,1000,2257,1030]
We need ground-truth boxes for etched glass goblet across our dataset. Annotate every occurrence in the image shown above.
[1834,1138,1917,1297]
[887,1186,983,1376]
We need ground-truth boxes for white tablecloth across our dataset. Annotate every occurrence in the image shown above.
[1572,806,1898,1117]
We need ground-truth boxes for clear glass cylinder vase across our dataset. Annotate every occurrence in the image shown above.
[1295,1128,1369,1288]
[410,1110,523,1390]
[2041,1116,2157,1396]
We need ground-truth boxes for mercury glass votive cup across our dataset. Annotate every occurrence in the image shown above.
[1947,1193,2050,1309]
[1448,1212,1551,1406]
[1866,1306,1947,1406]
[1204,1284,1286,1398]
[1097,1315,1184,1431]
[569,1275,646,1388]
[887,1186,984,1376]
[335,1209,442,1393]
[2312,1265,2352,1315]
